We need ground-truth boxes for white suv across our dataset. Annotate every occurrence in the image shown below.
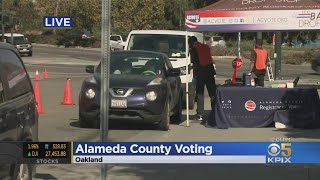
[0,33,33,56]
[124,30,204,109]
[206,35,226,47]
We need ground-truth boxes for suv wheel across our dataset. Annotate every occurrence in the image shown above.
[27,52,32,57]
[79,113,99,129]
[171,93,182,124]
[157,102,170,131]
[79,113,91,128]
[12,164,32,180]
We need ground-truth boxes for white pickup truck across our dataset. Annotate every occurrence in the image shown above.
[110,34,127,51]
[124,30,204,109]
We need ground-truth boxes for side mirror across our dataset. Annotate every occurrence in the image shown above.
[85,65,95,73]
[168,68,181,76]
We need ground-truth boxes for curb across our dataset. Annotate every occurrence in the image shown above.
[32,43,101,51]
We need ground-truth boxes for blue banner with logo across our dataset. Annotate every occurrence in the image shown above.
[213,87,320,129]
[72,142,320,164]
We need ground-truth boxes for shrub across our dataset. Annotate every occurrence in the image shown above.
[91,40,101,48]
[25,34,37,43]
[211,45,227,56]
[79,38,97,47]
[56,35,97,48]
[42,30,54,35]
[285,49,320,65]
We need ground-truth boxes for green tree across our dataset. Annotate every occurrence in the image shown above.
[35,0,100,32]
[3,0,39,31]
[69,0,100,32]
[111,0,166,34]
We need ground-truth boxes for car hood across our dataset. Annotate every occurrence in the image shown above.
[93,74,159,88]
[169,57,188,68]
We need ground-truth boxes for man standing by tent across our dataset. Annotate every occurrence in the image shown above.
[249,39,269,87]
[189,36,216,122]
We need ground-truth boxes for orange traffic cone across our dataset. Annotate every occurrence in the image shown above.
[34,81,44,114]
[61,78,74,105]
[43,68,49,80]
[34,70,40,81]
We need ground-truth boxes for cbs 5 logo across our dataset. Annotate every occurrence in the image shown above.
[268,143,292,156]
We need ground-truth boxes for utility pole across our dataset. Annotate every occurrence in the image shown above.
[10,17,13,45]
[100,0,111,179]
[1,0,4,42]
[179,0,182,30]
[274,31,282,79]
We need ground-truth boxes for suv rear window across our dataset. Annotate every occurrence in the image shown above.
[127,34,187,58]
[0,49,32,99]
[110,36,121,41]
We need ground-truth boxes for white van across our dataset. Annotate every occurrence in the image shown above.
[0,33,33,56]
[124,30,204,109]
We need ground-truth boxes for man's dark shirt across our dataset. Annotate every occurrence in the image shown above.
[190,44,215,78]
[190,45,200,76]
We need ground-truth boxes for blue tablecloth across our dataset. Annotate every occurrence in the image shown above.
[211,86,320,129]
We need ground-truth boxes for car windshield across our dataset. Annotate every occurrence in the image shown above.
[127,34,187,58]
[5,36,28,44]
[96,52,165,76]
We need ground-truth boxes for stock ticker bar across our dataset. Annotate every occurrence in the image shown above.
[22,142,72,164]
[0,142,72,164]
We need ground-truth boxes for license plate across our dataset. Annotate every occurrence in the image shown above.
[23,49,27,51]
[111,99,127,108]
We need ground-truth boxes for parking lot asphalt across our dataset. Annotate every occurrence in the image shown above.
[20,46,320,180]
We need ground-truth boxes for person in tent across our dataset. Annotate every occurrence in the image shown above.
[249,39,269,87]
[188,36,216,122]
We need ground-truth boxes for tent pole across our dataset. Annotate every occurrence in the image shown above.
[275,31,282,79]
[237,32,241,57]
[185,31,190,127]
[257,32,262,40]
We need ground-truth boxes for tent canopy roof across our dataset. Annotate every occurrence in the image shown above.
[197,0,320,11]
[185,0,320,32]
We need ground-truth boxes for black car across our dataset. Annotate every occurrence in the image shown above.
[311,56,320,74]
[79,50,183,131]
[0,42,38,179]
